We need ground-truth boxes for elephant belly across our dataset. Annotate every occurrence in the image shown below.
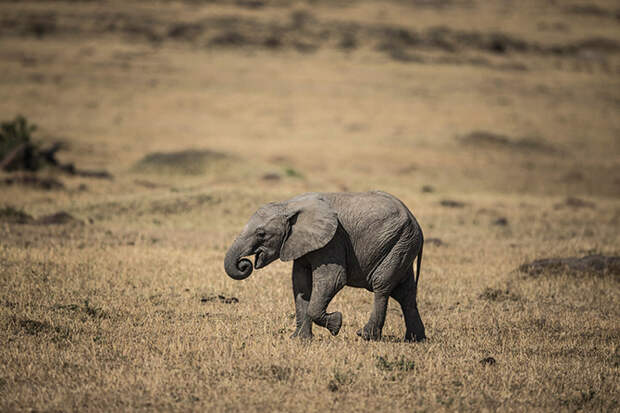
[345,268,372,290]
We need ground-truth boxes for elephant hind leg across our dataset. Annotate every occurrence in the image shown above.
[391,269,425,342]
[360,227,417,341]
[357,292,389,341]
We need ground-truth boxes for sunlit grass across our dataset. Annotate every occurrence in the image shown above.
[0,0,619,411]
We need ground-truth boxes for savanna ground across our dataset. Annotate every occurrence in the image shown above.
[1,0,619,411]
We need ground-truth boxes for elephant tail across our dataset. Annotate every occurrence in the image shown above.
[415,237,423,285]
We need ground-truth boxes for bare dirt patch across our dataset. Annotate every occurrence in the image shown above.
[132,149,230,175]
[133,179,168,189]
[426,237,444,247]
[1,174,65,190]
[0,207,82,225]
[262,172,281,181]
[564,4,620,20]
[439,199,466,208]
[52,300,109,319]
[459,130,558,155]
[519,255,620,279]
[554,197,596,209]
[36,211,82,226]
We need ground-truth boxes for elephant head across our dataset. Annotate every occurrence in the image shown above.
[224,194,338,280]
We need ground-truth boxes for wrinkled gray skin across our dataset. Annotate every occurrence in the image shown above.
[224,191,425,342]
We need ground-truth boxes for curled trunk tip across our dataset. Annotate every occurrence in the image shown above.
[224,239,254,280]
[229,257,253,280]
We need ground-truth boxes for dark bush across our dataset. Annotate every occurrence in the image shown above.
[0,115,39,171]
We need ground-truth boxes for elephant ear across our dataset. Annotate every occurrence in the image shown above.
[280,194,338,262]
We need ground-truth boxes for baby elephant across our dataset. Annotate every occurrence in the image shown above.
[224,191,425,342]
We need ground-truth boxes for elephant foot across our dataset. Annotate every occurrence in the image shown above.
[290,330,313,340]
[326,312,342,336]
[356,324,381,341]
[404,332,426,343]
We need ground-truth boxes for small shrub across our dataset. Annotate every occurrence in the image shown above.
[327,380,339,392]
[0,115,105,177]
[269,365,291,381]
[328,368,355,392]
[284,167,303,178]
[480,356,496,366]
[0,115,37,159]
[0,115,43,171]
[333,369,355,385]
[479,287,521,302]
[375,355,415,372]
[0,205,33,224]
[83,299,109,319]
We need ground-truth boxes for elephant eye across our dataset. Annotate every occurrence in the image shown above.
[256,229,266,239]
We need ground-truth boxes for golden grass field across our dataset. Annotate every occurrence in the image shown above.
[1,0,619,411]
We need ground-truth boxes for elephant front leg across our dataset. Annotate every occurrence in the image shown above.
[307,263,345,336]
[291,261,313,339]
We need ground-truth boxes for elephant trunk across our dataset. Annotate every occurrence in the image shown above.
[224,237,253,280]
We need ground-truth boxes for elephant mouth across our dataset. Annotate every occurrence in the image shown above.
[254,248,275,269]
[254,249,266,269]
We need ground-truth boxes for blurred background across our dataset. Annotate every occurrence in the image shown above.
[1,0,619,200]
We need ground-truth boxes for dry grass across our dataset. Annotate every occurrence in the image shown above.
[1,0,619,411]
